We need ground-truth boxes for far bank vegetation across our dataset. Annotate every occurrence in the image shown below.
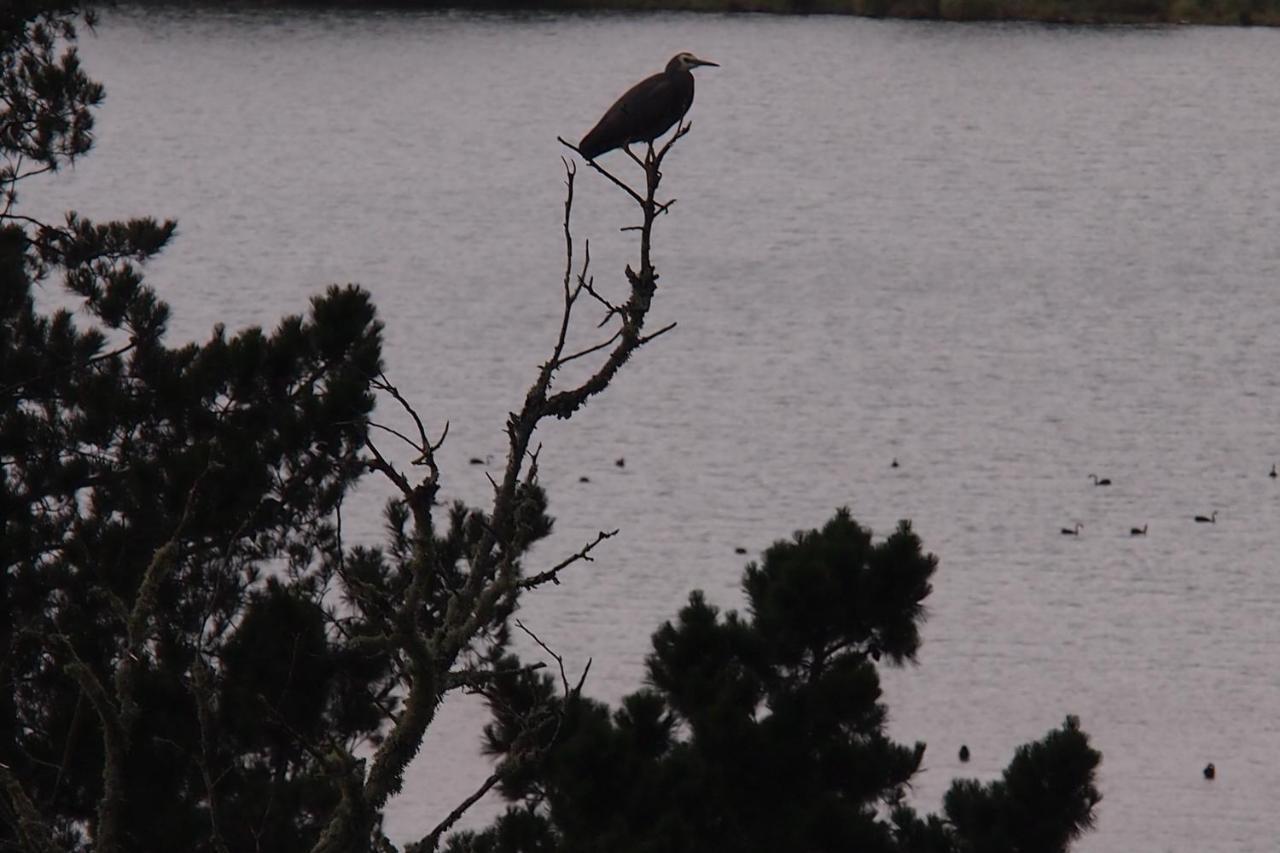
[550,0,1279,25]
[142,0,1280,27]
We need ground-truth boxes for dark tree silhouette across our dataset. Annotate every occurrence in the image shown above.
[3,5,686,852]
[449,510,1102,853]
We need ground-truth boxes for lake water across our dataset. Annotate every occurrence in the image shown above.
[26,6,1280,850]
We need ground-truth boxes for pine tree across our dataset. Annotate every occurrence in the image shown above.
[3,8,395,851]
[453,510,1101,853]
[3,5,687,850]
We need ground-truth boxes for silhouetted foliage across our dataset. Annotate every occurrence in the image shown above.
[2,9,397,849]
[3,5,683,851]
[453,510,1101,853]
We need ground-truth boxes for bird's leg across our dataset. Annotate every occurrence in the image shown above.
[644,142,661,186]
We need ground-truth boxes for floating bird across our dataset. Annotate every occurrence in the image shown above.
[1061,523,1083,536]
[734,546,747,555]
[615,457,626,468]
[1089,474,1111,486]
[1130,524,1147,536]
[1203,762,1216,780]
[891,458,900,468]
[1194,511,1217,524]
[579,476,591,483]
[1270,463,1277,479]
[578,52,719,160]
[958,745,970,762]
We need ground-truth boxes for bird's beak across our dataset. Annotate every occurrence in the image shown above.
[692,58,719,68]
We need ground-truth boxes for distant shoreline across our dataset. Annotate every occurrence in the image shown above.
[119,0,1280,27]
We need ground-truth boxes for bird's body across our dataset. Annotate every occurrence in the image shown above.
[579,52,718,160]
[1204,763,1216,780]
[1194,512,1217,524]
[1130,524,1147,536]
[1270,463,1277,479]
[1090,474,1111,486]
[1062,523,1083,536]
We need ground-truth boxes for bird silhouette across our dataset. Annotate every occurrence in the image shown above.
[1130,524,1147,536]
[1203,762,1216,780]
[1194,512,1217,524]
[958,745,970,762]
[1270,463,1277,479]
[1089,474,1111,486]
[1061,523,1083,536]
[579,52,718,160]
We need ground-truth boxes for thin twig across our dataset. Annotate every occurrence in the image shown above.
[557,136,644,205]
[637,321,679,346]
[555,328,624,368]
[410,769,505,852]
[0,338,138,396]
[364,438,414,501]
[520,529,619,591]
[366,421,424,456]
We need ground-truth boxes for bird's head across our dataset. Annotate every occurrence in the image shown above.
[668,52,719,73]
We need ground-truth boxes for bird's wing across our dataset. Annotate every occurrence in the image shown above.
[581,71,690,157]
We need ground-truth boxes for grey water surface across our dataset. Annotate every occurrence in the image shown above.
[28,7,1280,850]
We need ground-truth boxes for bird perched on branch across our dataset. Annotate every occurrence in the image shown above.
[579,52,719,160]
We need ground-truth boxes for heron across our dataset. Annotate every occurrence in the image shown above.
[578,52,719,160]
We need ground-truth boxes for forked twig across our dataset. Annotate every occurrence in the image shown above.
[557,136,644,205]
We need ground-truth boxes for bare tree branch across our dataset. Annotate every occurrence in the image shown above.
[363,437,414,501]
[366,421,426,456]
[555,328,624,369]
[312,127,690,852]
[407,624,590,853]
[556,137,643,205]
[408,768,505,853]
[521,529,619,591]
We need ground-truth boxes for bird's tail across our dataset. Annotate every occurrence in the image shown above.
[578,131,605,160]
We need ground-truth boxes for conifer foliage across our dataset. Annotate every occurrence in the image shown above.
[3,5,686,851]
[451,511,1101,853]
[3,7,394,852]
